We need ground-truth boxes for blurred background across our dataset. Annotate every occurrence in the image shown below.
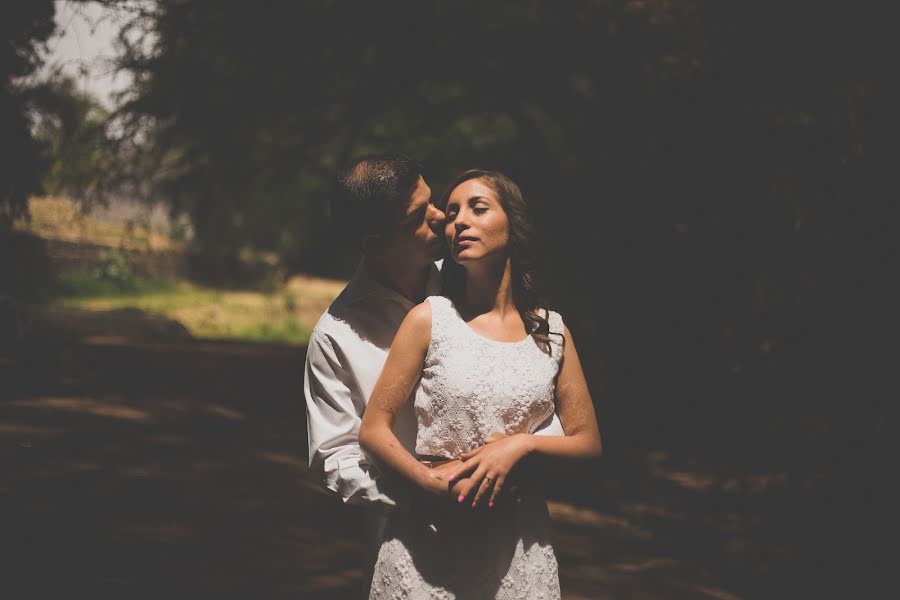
[1,1,897,598]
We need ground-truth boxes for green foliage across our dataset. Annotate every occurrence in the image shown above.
[52,269,178,298]
[30,77,118,204]
[5,1,894,428]
[103,1,898,409]
[111,1,898,279]
[94,249,136,290]
[235,318,308,344]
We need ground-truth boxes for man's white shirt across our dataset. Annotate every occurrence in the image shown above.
[304,257,564,507]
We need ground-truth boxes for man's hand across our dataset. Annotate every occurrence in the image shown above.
[409,460,465,523]
[414,459,465,501]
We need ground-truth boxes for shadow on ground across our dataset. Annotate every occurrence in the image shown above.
[0,308,878,599]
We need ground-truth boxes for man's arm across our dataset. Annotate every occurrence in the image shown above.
[304,331,399,506]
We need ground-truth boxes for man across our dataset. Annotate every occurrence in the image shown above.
[304,154,563,584]
[305,154,446,509]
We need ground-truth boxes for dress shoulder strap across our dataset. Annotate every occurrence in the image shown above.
[425,295,453,322]
[546,309,564,337]
[543,308,566,362]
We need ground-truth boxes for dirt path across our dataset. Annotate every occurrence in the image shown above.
[1,329,849,599]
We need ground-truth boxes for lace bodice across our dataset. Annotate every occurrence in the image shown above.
[370,296,564,599]
[414,296,564,458]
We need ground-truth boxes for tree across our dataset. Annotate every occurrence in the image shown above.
[0,0,55,229]
[30,77,118,203]
[111,1,898,435]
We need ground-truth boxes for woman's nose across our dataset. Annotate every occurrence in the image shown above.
[454,207,470,229]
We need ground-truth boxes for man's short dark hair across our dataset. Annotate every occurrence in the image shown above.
[333,153,423,247]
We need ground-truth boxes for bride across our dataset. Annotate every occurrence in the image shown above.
[359,169,602,599]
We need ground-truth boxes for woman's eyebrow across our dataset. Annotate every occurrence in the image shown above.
[467,195,488,204]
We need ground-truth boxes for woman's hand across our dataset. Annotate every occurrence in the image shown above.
[433,461,497,505]
[417,459,462,497]
[448,433,534,508]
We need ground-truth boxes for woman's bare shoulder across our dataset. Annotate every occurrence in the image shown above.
[406,300,432,325]
[395,301,433,345]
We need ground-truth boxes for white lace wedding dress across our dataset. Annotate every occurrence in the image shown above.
[369,295,564,600]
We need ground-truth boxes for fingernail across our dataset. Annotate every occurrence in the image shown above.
[458,495,464,503]
[489,502,494,508]
[471,502,477,508]
[448,475,455,481]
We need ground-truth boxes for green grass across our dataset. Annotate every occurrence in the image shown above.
[16,196,343,346]
[52,271,181,298]
[47,271,315,345]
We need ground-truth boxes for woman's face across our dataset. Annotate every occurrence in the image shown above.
[444,178,510,264]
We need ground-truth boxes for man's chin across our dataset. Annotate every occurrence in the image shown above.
[427,243,448,262]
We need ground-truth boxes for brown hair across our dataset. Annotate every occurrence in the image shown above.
[333,153,423,249]
[438,169,560,348]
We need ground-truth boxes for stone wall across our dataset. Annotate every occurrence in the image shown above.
[0,232,189,297]
[42,238,189,280]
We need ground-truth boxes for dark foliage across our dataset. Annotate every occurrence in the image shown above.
[112,0,898,414]
[0,0,55,226]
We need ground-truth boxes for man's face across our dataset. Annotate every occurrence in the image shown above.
[384,176,446,264]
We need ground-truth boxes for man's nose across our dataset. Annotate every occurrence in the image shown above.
[427,203,445,222]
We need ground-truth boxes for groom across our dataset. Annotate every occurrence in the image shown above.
[304,154,563,580]
[305,154,449,510]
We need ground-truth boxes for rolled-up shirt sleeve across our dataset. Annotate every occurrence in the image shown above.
[534,411,565,436]
[304,331,397,506]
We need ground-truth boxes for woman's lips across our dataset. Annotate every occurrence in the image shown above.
[454,236,478,248]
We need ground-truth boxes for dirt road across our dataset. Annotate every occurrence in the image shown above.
[1,329,854,599]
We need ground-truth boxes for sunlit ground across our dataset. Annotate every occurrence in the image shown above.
[15,195,347,345]
[48,274,345,345]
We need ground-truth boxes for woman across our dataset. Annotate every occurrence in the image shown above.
[359,169,602,599]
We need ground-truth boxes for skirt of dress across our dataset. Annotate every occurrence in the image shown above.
[369,492,559,600]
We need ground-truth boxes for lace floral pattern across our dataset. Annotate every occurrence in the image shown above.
[370,296,564,599]
[415,296,564,459]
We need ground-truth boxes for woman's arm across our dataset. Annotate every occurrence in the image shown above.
[358,302,451,497]
[449,325,603,507]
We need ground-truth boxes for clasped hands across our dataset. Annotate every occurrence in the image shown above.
[421,432,533,509]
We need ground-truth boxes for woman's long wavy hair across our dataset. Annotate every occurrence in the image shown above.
[438,169,559,348]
